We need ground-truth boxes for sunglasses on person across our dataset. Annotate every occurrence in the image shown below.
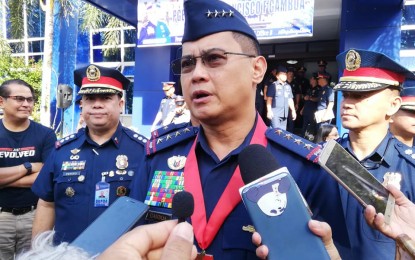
[171,49,256,75]
[2,95,35,104]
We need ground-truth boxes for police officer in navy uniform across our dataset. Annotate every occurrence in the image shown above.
[130,0,349,258]
[332,49,415,259]
[31,64,148,244]
[151,82,177,131]
[266,65,297,130]
[317,59,332,84]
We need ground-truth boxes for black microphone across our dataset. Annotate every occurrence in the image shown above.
[172,191,194,222]
[238,144,280,184]
[238,144,330,260]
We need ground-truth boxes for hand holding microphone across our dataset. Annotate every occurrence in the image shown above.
[100,191,196,260]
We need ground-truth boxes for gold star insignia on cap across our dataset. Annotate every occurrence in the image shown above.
[86,65,101,81]
[166,134,172,140]
[157,137,164,144]
[345,49,361,71]
[175,131,181,137]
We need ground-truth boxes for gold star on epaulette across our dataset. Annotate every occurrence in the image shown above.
[221,9,227,17]
[206,10,213,18]
[229,10,234,17]
[214,10,219,17]
[166,134,172,140]
[163,125,169,130]
[183,127,191,133]
[175,131,181,137]
[294,139,302,145]
[157,137,164,144]
[304,144,313,150]
[274,129,283,135]
[284,133,293,140]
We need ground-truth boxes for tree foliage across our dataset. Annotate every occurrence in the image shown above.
[0,39,43,122]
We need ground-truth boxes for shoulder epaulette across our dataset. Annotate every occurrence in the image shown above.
[55,130,84,149]
[394,141,415,167]
[150,122,190,139]
[123,127,148,146]
[265,128,322,163]
[146,126,199,156]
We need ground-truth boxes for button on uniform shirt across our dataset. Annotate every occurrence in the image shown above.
[32,124,147,244]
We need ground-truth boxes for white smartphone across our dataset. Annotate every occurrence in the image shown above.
[71,196,149,256]
[318,139,394,223]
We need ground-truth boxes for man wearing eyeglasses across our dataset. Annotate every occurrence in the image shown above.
[0,79,56,260]
[130,0,348,258]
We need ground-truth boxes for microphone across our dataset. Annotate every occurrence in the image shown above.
[238,144,330,260]
[238,144,280,184]
[172,191,194,222]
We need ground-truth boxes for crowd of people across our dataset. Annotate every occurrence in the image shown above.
[1,0,415,259]
[257,60,336,143]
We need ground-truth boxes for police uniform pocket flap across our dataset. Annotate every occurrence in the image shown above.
[56,171,86,183]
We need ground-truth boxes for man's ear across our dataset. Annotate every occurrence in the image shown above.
[252,56,267,85]
[386,92,402,117]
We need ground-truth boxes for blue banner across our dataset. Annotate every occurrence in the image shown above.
[137,0,314,47]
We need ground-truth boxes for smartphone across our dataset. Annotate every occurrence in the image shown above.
[239,167,330,260]
[318,139,394,223]
[71,196,149,256]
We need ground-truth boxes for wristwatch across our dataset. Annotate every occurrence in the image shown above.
[23,162,32,175]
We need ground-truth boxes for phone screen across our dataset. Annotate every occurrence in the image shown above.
[71,196,149,256]
[319,140,392,215]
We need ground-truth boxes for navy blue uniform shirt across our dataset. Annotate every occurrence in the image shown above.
[32,124,147,244]
[130,117,350,259]
[338,133,415,259]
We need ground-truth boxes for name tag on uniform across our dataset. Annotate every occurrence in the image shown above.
[145,210,172,223]
[62,171,81,177]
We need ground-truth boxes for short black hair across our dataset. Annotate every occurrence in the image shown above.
[0,79,35,98]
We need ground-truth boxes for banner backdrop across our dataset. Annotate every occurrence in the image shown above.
[137,0,314,47]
